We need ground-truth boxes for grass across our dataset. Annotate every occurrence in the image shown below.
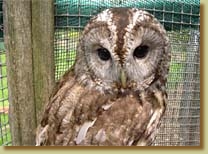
[0,53,8,104]
[0,51,9,116]
[0,113,11,145]
[0,45,10,146]
[55,49,76,72]
[54,29,79,79]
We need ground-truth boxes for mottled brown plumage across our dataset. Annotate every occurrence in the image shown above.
[36,8,171,146]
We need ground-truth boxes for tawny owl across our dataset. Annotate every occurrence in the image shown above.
[36,7,171,146]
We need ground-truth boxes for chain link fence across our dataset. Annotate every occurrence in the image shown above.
[0,0,200,146]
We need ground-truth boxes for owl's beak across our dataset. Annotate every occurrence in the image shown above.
[120,69,127,89]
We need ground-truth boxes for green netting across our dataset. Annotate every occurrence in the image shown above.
[55,0,200,30]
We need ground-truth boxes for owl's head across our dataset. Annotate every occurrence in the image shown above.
[75,8,171,94]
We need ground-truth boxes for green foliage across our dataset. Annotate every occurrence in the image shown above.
[166,31,189,90]
[0,113,11,146]
[0,113,8,125]
[167,62,184,89]
[54,29,78,79]
[55,50,76,75]
[0,47,10,146]
[0,53,8,104]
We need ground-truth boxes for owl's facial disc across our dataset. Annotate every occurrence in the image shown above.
[75,8,170,94]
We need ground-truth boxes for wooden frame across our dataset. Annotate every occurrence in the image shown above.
[3,0,55,145]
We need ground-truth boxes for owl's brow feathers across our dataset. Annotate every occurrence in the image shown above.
[85,8,154,65]
[110,8,130,65]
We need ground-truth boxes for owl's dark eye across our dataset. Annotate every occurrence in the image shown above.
[97,48,111,61]
[133,45,149,59]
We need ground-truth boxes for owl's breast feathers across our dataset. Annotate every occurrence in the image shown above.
[36,70,166,146]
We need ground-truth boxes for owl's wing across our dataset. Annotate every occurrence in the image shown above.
[35,68,111,145]
[135,91,167,146]
[36,69,85,145]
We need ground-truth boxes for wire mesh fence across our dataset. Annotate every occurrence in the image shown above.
[0,0,11,146]
[0,0,200,146]
[54,0,200,146]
